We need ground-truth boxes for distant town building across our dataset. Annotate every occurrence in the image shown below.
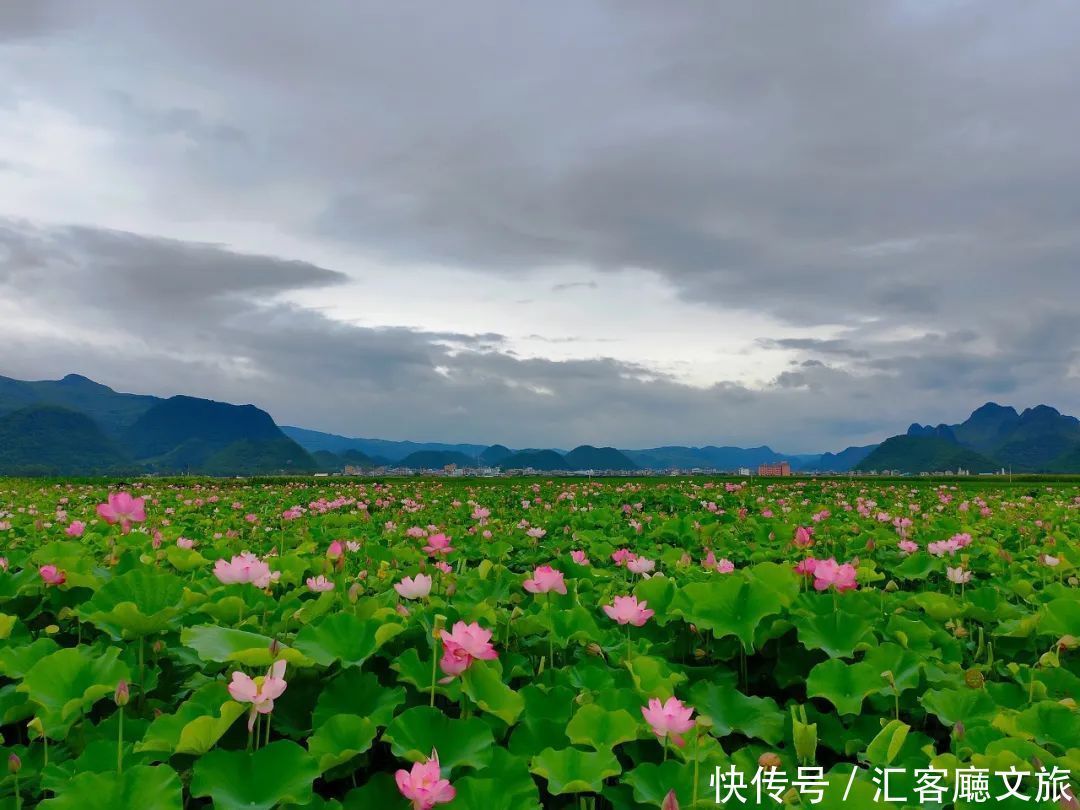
[737,467,751,477]
[757,461,791,477]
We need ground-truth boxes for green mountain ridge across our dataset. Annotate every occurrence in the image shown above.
[859,402,1080,473]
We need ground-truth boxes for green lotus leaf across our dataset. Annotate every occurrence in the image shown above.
[805,659,883,716]
[1039,597,1080,637]
[342,773,406,809]
[18,646,130,737]
[164,545,210,572]
[390,648,462,701]
[180,624,313,667]
[920,687,996,726]
[451,748,541,809]
[547,604,602,644]
[136,681,245,756]
[383,706,495,770]
[308,714,378,773]
[860,642,924,695]
[38,764,183,810]
[670,571,786,651]
[688,681,785,744]
[621,760,695,808]
[908,591,964,622]
[566,704,640,749]
[795,599,876,658]
[313,669,405,728]
[863,719,910,766]
[78,568,187,639]
[1011,700,1080,749]
[190,740,320,810]
[0,636,60,678]
[293,612,405,668]
[460,660,524,725]
[626,655,687,699]
[529,747,622,795]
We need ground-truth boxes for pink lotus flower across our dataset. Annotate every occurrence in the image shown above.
[439,621,498,678]
[793,526,814,548]
[434,560,452,574]
[39,565,66,586]
[213,552,280,588]
[66,521,86,537]
[603,595,654,626]
[327,541,344,560]
[176,537,195,549]
[612,548,637,567]
[526,527,547,539]
[423,533,454,556]
[812,558,857,592]
[306,575,335,592]
[1041,554,1061,568]
[228,660,288,731]
[394,573,433,600]
[0,557,7,572]
[794,558,818,577]
[715,558,735,574]
[96,492,146,533]
[946,566,972,584]
[898,540,918,554]
[627,556,656,575]
[642,696,695,747]
[570,550,590,565]
[395,749,456,810]
[523,565,567,595]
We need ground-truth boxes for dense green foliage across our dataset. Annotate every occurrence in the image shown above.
[0,406,133,476]
[0,476,1078,808]
[856,436,998,474]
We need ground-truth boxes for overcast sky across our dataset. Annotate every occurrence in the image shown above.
[2,1,1079,452]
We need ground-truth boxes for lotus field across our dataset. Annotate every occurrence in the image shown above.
[1,477,1079,809]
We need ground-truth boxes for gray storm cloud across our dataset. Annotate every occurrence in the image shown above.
[1,1,1078,450]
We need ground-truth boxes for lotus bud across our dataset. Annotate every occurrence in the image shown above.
[433,614,447,640]
[953,720,965,739]
[585,642,604,658]
[268,638,281,659]
[114,680,130,707]
[885,580,899,593]
[1059,635,1080,651]
[152,640,166,654]
[27,717,44,738]
[661,790,680,810]
[348,582,363,603]
[758,752,782,771]
[8,753,21,774]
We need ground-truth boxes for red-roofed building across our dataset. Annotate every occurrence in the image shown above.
[757,461,791,477]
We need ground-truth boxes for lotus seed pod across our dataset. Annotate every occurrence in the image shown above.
[758,752,782,771]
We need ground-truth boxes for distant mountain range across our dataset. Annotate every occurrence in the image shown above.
[0,374,316,476]
[2,373,1078,475]
[855,402,1080,473]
